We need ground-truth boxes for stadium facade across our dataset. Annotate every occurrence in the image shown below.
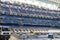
[0,1,60,28]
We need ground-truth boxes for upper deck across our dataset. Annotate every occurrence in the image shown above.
[0,1,60,28]
[0,1,60,17]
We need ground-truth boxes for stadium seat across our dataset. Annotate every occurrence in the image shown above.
[19,9,26,14]
[1,6,9,12]
[26,10,34,14]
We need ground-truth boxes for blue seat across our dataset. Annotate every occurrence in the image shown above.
[59,14,60,17]
[53,14,58,17]
[0,19,6,23]
[34,7,41,10]
[4,20,10,23]
[8,3,12,5]
[55,21,60,26]
[42,8,46,11]
[1,6,9,12]
[26,5,34,9]
[0,1,10,5]
[47,13,52,16]
[53,10,59,12]
[11,8,18,13]
[42,12,46,16]
[13,3,20,6]
[19,9,26,14]
[34,11,40,15]
[27,10,34,14]
[22,21,29,24]
[13,20,18,23]
[6,2,13,5]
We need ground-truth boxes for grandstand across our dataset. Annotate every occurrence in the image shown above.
[0,1,60,28]
[0,0,60,40]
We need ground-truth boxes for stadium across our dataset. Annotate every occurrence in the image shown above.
[0,0,60,40]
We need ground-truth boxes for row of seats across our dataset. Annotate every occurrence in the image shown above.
[22,19,60,26]
[0,11,59,22]
[0,14,59,26]
[1,1,60,14]
[0,1,41,11]
[0,1,60,12]
[0,17,60,26]
[0,16,22,23]
[0,19,60,26]
[1,6,60,18]
[0,20,20,23]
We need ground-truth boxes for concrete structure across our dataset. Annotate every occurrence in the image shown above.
[0,0,60,40]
